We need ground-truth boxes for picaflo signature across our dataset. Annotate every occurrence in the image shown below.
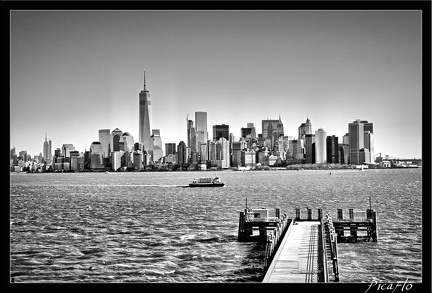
[365,278,413,293]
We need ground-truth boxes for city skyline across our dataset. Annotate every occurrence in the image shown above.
[10,10,423,159]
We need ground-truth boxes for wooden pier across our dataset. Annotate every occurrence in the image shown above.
[238,205,377,283]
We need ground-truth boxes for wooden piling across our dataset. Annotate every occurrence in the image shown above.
[349,208,354,221]
[295,208,301,220]
[337,209,343,221]
[276,208,280,219]
[318,209,323,220]
[307,208,313,220]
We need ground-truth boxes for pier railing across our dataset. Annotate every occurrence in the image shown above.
[263,212,290,270]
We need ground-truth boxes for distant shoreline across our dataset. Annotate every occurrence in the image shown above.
[10,165,421,174]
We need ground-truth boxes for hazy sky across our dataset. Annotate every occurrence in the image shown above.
[10,10,422,159]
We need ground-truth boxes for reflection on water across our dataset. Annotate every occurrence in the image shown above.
[10,169,422,282]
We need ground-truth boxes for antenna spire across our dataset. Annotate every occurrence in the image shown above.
[143,71,146,91]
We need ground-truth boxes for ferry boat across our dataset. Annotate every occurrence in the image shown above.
[189,176,225,187]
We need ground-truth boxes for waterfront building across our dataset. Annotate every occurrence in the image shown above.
[364,131,374,163]
[90,141,104,170]
[195,111,208,152]
[43,134,52,164]
[177,141,187,166]
[326,135,339,164]
[288,139,303,160]
[111,128,123,152]
[315,128,327,164]
[349,119,365,165]
[359,148,371,164]
[213,124,229,141]
[71,154,84,171]
[262,117,284,150]
[150,129,163,162]
[232,140,247,167]
[98,129,110,158]
[112,151,125,171]
[139,71,152,151]
[241,149,256,168]
[133,150,144,170]
[215,137,230,168]
[199,142,208,163]
[165,143,176,156]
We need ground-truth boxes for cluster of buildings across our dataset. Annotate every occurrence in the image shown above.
[11,72,382,173]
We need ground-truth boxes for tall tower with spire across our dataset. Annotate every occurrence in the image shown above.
[43,133,52,164]
[139,71,152,151]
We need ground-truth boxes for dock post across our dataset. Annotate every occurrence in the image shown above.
[337,209,343,221]
[350,226,358,242]
[238,211,245,240]
[372,210,378,242]
[366,209,373,220]
[349,209,354,221]
[276,208,280,219]
[307,208,312,220]
[295,208,301,220]
[318,209,322,220]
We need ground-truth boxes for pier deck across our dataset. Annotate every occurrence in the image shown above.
[262,221,324,283]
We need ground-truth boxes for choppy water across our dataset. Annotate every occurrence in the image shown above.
[10,168,422,283]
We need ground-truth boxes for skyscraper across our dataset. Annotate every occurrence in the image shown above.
[349,119,365,165]
[298,117,312,140]
[111,128,123,152]
[326,135,339,164]
[165,143,176,155]
[62,144,75,159]
[90,141,104,170]
[139,71,152,151]
[187,115,194,149]
[43,133,52,164]
[120,132,134,152]
[315,128,327,164]
[195,111,208,152]
[150,129,163,162]
[262,116,284,150]
[98,129,110,158]
[213,124,229,141]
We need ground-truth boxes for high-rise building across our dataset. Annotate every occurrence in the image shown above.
[315,128,327,164]
[364,131,374,163]
[43,133,52,164]
[111,128,123,152]
[195,111,208,148]
[326,135,339,164]
[262,116,284,150]
[120,132,134,152]
[90,142,104,170]
[241,123,256,140]
[213,124,229,141]
[349,119,365,165]
[62,144,75,161]
[165,143,176,156]
[298,117,312,140]
[139,71,152,151]
[98,129,110,158]
[215,137,230,168]
[150,129,163,162]
[304,134,315,164]
[177,141,187,166]
[187,115,194,149]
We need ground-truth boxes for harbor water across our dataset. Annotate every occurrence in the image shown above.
[10,168,422,283]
